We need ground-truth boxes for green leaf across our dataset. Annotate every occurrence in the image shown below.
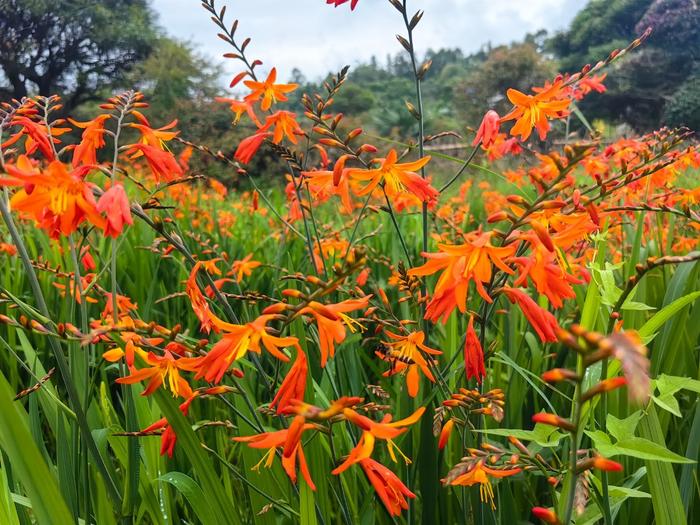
[476,424,566,447]
[638,290,700,343]
[158,472,218,525]
[0,371,74,525]
[608,412,642,441]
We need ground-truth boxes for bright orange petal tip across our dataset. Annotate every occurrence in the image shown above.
[532,506,560,524]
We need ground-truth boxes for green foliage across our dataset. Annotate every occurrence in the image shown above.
[0,0,157,109]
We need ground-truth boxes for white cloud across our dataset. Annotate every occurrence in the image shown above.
[151,0,586,82]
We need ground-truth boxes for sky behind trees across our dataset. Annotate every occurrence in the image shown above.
[152,0,586,81]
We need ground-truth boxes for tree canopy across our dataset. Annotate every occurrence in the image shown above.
[0,0,157,110]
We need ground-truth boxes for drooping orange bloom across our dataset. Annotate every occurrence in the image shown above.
[214,97,261,126]
[574,73,607,101]
[234,132,271,164]
[532,507,560,524]
[234,415,316,489]
[186,261,219,333]
[409,231,517,323]
[2,157,106,238]
[332,406,425,474]
[231,253,262,283]
[100,292,138,323]
[69,114,111,166]
[302,166,354,214]
[103,339,147,369]
[4,116,69,160]
[142,392,199,458]
[97,183,133,238]
[129,113,179,150]
[446,459,521,510]
[438,419,455,450]
[116,350,193,398]
[464,315,485,384]
[512,238,582,309]
[187,314,296,383]
[297,296,369,367]
[473,110,500,147]
[502,287,559,343]
[501,80,571,141]
[127,143,183,182]
[348,150,437,204]
[244,68,298,111]
[0,243,17,256]
[360,458,415,516]
[270,348,308,414]
[378,330,442,397]
[259,111,304,144]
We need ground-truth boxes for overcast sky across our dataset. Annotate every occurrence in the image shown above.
[151,0,587,83]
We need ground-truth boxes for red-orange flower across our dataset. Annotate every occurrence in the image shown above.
[259,111,304,144]
[298,296,369,367]
[234,415,316,489]
[234,132,271,164]
[348,150,436,203]
[332,406,425,474]
[231,253,261,283]
[409,231,516,323]
[473,110,500,147]
[327,0,359,9]
[464,315,485,384]
[69,114,111,166]
[2,157,106,238]
[270,348,308,414]
[188,314,296,383]
[142,392,199,457]
[445,459,521,509]
[214,97,260,126]
[244,68,298,111]
[502,287,560,343]
[360,458,415,516]
[116,350,193,398]
[378,330,442,397]
[128,143,183,182]
[97,183,133,238]
[501,80,571,141]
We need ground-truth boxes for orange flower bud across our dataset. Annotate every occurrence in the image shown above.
[531,413,576,432]
[592,457,623,472]
[532,507,560,524]
[438,419,454,450]
[541,368,579,383]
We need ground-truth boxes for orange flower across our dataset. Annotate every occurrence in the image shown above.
[234,415,316,489]
[115,350,193,398]
[4,116,69,160]
[378,330,442,397]
[214,97,260,126]
[3,158,106,238]
[438,419,455,450]
[298,296,369,367]
[409,231,516,323]
[0,243,17,256]
[332,406,425,474]
[143,392,199,457]
[464,315,485,384]
[473,110,500,147]
[234,132,271,164]
[502,287,560,343]
[188,314,296,383]
[69,114,111,166]
[446,459,521,509]
[231,253,261,283]
[244,68,298,111]
[97,183,133,238]
[501,80,571,141]
[348,150,436,203]
[129,113,179,149]
[127,143,183,182]
[512,238,582,309]
[270,349,308,414]
[360,458,415,516]
[259,111,304,144]
[186,261,219,333]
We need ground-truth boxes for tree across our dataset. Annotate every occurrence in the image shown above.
[549,0,699,130]
[0,0,157,110]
